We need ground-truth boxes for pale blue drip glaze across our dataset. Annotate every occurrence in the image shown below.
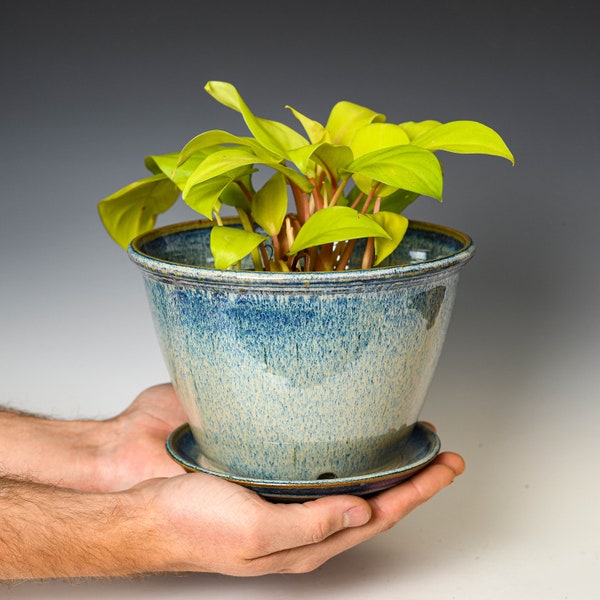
[129,220,474,481]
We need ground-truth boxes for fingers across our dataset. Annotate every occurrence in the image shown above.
[250,494,372,556]
[125,383,187,428]
[367,451,465,526]
[149,449,464,575]
[251,451,465,573]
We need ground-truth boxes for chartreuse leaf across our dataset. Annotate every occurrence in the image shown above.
[286,105,328,143]
[412,121,515,164]
[286,141,354,179]
[379,189,420,214]
[350,123,411,158]
[183,176,236,217]
[311,143,354,179]
[184,163,254,216]
[285,143,320,176]
[325,101,386,146]
[177,130,264,165]
[144,154,168,176]
[146,152,208,190]
[369,211,410,265]
[219,175,253,212]
[205,81,308,157]
[398,120,441,140]
[183,147,261,195]
[270,162,313,192]
[347,185,420,215]
[183,145,313,195]
[98,174,180,249]
[210,226,268,270]
[346,145,443,200]
[350,123,412,197]
[253,172,289,237]
[288,206,390,255]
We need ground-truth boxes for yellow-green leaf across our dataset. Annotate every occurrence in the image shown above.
[398,120,441,140]
[177,130,267,165]
[285,143,320,176]
[286,105,328,144]
[146,152,207,190]
[325,101,386,146]
[288,206,390,255]
[378,189,420,214]
[183,176,234,217]
[182,147,261,197]
[369,211,409,265]
[350,123,412,197]
[253,173,289,237]
[205,81,308,157]
[346,145,443,200]
[286,142,354,179]
[98,174,179,249]
[210,226,268,270]
[220,178,253,212]
[350,123,410,158]
[412,120,515,164]
[311,143,354,179]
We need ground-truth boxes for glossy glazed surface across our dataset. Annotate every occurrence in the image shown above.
[129,220,474,480]
[166,421,441,501]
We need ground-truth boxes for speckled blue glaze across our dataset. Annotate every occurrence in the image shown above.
[166,422,441,502]
[129,219,474,481]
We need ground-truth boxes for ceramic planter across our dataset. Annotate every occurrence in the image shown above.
[129,219,474,499]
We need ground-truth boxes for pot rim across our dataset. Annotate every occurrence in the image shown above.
[128,218,475,289]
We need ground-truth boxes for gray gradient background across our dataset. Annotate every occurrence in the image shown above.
[1,1,598,597]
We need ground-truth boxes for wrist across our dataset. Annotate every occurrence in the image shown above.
[120,480,182,574]
[0,409,120,491]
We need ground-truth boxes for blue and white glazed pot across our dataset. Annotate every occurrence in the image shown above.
[129,219,474,481]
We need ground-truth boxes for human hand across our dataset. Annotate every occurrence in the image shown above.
[131,450,465,575]
[88,383,187,491]
[0,383,185,492]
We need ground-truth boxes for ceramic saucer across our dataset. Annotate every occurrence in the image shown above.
[166,423,441,502]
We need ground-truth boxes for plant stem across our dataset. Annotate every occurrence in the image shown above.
[258,243,270,271]
[318,244,335,270]
[271,232,282,263]
[236,208,263,271]
[361,185,380,215]
[350,191,365,210]
[360,195,381,270]
[308,246,318,272]
[361,238,375,269]
[331,240,348,267]
[357,188,378,267]
[336,239,357,271]
[284,216,296,254]
[290,180,310,224]
[329,176,350,207]
[311,179,325,211]
[236,181,254,204]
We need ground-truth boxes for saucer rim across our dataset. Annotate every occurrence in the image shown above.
[166,422,441,495]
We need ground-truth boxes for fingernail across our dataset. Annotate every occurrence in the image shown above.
[343,506,371,528]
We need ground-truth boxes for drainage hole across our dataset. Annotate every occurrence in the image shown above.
[317,472,337,480]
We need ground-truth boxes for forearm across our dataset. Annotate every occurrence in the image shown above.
[0,408,120,491]
[0,476,157,580]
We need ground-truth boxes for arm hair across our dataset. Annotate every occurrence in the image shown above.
[0,475,155,580]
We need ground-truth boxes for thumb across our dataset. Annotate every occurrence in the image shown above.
[261,496,372,554]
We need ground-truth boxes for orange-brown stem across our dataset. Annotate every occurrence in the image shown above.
[336,239,357,271]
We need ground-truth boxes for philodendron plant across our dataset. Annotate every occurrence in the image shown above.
[99,81,513,272]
